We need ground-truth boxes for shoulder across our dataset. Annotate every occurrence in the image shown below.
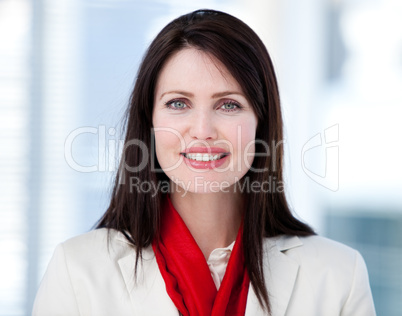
[292,234,359,262]
[52,228,144,276]
[265,234,361,264]
[33,228,144,315]
[265,234,367,279]
[61,227,129,250]
[261,235,376,316]
[297,234,356,256]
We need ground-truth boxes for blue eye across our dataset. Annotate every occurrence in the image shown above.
[166,100,187,110]
[222,103,237,110]
[220,101,241,112]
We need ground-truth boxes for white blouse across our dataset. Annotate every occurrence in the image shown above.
[207,241,235,289]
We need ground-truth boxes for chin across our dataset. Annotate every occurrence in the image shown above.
[169,173,245,196]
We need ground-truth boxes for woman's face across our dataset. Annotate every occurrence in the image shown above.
[152,48,258,194]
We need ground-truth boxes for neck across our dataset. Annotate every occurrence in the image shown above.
[170,184,243,260]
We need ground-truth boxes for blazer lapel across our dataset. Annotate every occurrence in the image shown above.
[245,236,302,316]
[116,235,179,315]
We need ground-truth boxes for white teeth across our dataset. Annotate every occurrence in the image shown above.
[184,153,225,161]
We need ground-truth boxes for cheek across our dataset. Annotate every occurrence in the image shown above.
[153,133,165,164]
[154,132,172,163]
[153,116,173,166]
[153,130,185,170]
[241,136,256,170]
[239,120,258,167]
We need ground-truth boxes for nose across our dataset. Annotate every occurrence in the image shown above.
[188,110,218,140]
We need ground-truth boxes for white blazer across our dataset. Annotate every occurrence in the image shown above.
[33,228,376,316]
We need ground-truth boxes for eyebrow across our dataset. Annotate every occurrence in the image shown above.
[159,90,245,100]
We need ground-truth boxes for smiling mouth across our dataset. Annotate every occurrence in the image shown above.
[181,153,229,162]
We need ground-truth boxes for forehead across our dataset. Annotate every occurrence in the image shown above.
[154,47,243,97]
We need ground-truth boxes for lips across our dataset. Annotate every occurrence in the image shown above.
[182,152,228,161]
[181,147,230,169]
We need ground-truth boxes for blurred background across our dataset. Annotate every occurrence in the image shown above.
[1,0,401,315]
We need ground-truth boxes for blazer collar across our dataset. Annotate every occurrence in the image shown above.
[115,232,302,316]
[245,235,302,316]
[116,232,179,315]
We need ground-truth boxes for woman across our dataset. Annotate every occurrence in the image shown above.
[33,9,376,316]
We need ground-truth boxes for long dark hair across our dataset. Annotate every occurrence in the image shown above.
[97,9,315,313]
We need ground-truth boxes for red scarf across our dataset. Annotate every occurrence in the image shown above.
[152,196,250,316]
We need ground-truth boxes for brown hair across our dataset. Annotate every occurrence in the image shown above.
[97,9,314,313]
